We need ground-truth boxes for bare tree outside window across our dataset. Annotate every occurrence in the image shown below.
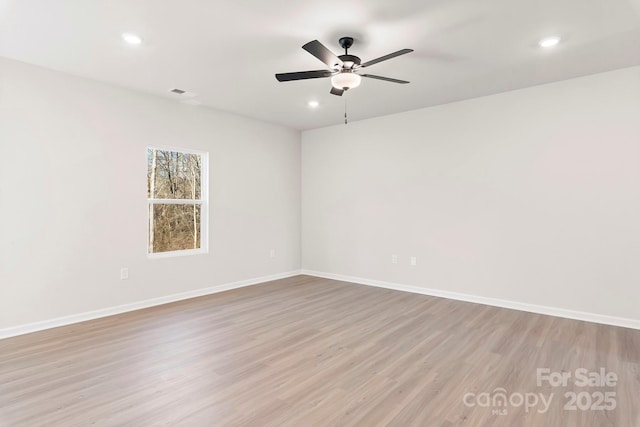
[147,147,207,255]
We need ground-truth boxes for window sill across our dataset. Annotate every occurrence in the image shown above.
[147,248,208,259]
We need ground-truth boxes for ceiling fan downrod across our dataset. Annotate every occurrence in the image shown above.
[339,36,354,55]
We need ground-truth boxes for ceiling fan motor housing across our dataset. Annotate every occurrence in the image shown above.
[338,54,361,69]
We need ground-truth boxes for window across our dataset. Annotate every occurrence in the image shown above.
[147,147,208,256]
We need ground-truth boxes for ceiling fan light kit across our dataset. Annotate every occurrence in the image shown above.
[331,72,361,90]
[275,36,413,97]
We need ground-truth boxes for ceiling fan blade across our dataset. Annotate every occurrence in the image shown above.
[330,87,344,96]
[302,40,343,70]
[360,74,410,84]
[275,70,333,82]
[360,49,413,68]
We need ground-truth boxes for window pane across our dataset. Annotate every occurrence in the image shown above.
[147,148,201,200]
[149,204,201,253]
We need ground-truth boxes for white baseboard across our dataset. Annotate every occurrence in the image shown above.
[0,270,303,340]
[301,270,640,330]
[5,269,637,339]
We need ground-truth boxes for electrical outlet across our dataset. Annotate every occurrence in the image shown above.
[391,255,398,264]
[269,249,276,258]
[120,267,129,280]
[410,257,417,266]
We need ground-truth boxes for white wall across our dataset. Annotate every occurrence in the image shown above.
[302,66,640,322]
[2,57,638,333]
[0,57,301,330]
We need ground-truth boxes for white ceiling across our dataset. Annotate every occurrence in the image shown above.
[1,0,639,130]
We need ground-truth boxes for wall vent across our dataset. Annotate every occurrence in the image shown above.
[168,88,197,98]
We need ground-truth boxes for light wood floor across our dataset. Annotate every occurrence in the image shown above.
[1,275,639,426]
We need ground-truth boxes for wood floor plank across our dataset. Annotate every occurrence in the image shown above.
[1,275,638,426]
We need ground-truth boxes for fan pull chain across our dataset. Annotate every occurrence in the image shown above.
[344,97,348,125]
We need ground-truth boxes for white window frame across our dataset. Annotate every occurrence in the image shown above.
[147,145,209,259]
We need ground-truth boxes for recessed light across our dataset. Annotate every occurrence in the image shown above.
[122,33,143,45]
[539,37,560,48]
[307,100,319,108]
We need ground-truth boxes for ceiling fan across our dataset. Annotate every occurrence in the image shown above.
[275,37,413,96]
